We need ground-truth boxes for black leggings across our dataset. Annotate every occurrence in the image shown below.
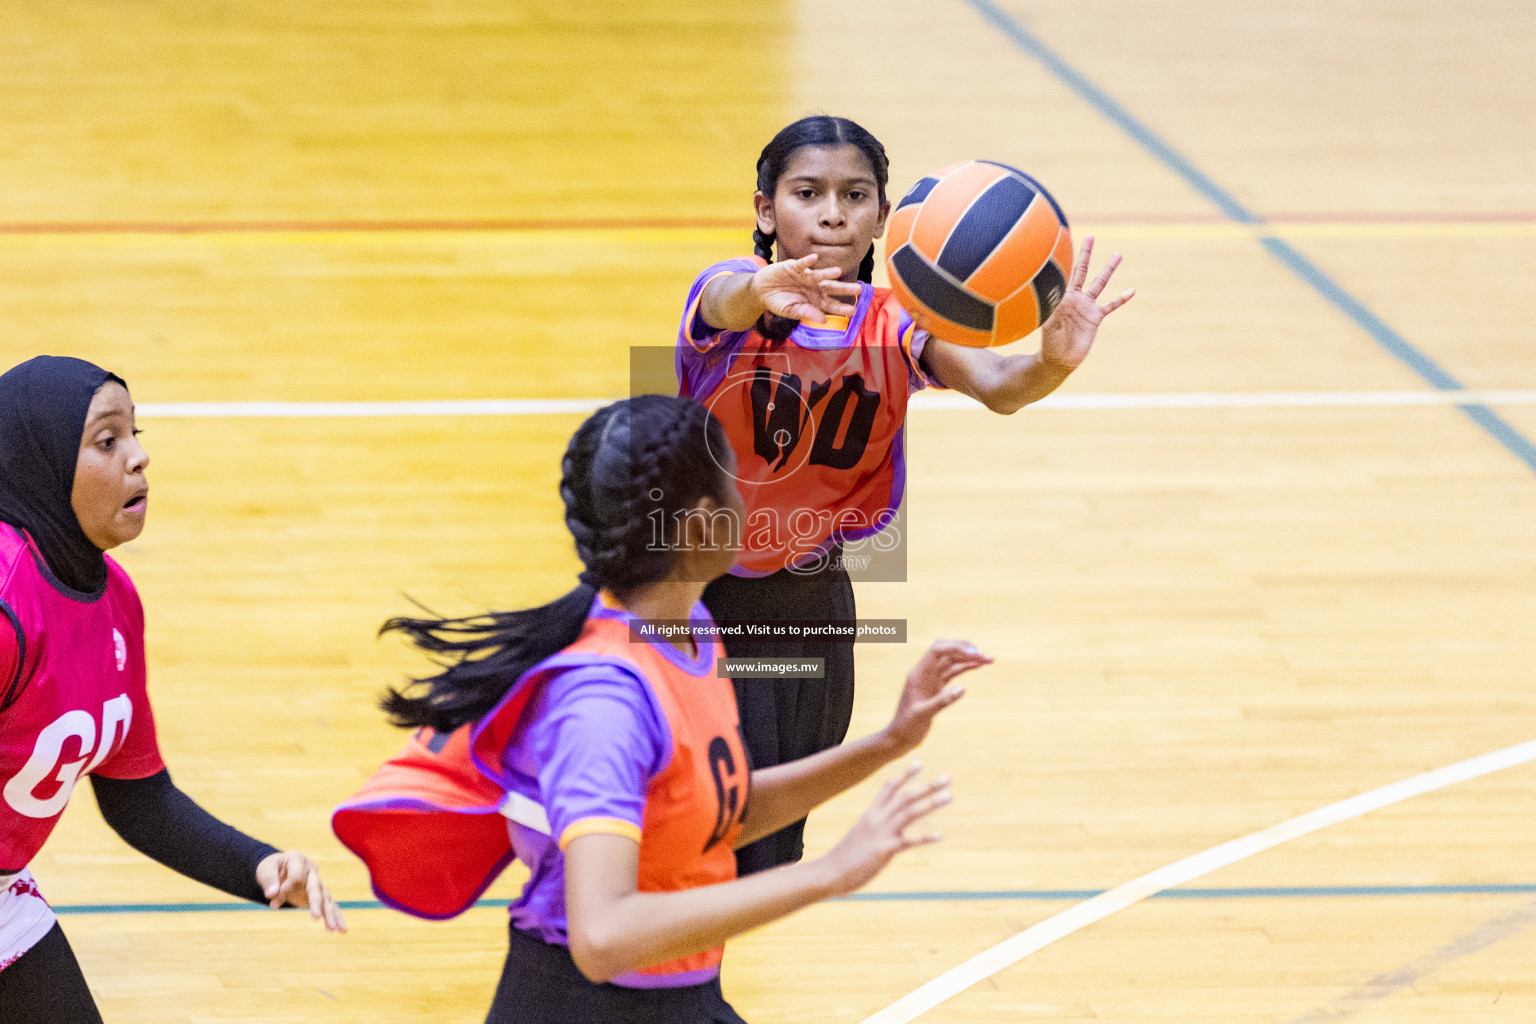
[485,925,747,1024]
[0,923,103,1024]
[703,553,857,875]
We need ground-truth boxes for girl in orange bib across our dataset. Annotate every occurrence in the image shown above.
[677,117,1134,874]
[335,395,991,1024]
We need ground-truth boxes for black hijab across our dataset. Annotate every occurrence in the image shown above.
[0,356,125,594]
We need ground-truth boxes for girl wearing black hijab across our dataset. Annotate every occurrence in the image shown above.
[0,356,344,1023]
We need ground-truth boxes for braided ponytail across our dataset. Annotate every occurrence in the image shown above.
[380,396,731,733]
[752,212,801,341]
[752,226,775,264]
[562,398,716,593]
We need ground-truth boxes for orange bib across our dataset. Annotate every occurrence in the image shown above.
[685,285,920,575]
[333,599,748,983]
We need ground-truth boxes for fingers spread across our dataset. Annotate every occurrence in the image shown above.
[307,867,324,917]
[917,683,967,712]
[897,831,944,852]
[943,657,990,680]
[1085,254,1121,299]
[1069,236,1096,290]
[894,787,953,831]
[931,639,986,659]
[876,761,922,802]
[892,774,951,810]
[819,280,862,297]
[1100,288,1136,314]
[328,895,347,933]
[268,856,290,908]
[885,760,925,798]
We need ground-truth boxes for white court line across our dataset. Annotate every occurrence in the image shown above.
[136,398,608,418]
[134,391,1536,418]
[974,389,1536,411]
[857,738,1536,1024]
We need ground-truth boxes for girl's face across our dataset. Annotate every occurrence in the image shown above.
[755,144,890,282]
[71,381,149,550]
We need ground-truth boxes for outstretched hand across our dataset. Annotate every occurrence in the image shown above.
[750,253,861,324]
[1040,236,1134,371]
[820,761,953,896]
[885,639,992,754]
[256,850,346,932]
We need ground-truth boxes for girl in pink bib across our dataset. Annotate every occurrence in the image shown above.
[0,356,344,1022]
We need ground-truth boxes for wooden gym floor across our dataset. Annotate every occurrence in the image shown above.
[2,1,1534,1020]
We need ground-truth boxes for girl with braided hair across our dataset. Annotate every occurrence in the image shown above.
[677,116,1133,874]
[334,394,990,1024]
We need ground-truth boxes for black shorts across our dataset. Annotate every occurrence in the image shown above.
[703,550,857,874]
[485,925,747,1024]
[0,923,103,1024]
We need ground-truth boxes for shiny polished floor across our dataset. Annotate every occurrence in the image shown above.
[3,1,1535,1021]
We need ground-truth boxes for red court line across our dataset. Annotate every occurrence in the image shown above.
[1,212,1535,235]
[0,216,755,235]
[1262,210,1536,224]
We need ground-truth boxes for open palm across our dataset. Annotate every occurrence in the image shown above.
[750,254,861,323]
[1040,236,1134,370]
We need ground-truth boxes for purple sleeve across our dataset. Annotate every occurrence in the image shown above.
[898,311,948,394]
[526,664,671,847]
[675,257,762,399]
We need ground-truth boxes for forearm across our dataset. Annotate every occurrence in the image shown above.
[983,351,1074,413]
[924,338,1074,414]
[951,351,1073,414]
[573,854,838,981]
[736,727,904,847]
[698,272,767,332]
[91,771,277,903]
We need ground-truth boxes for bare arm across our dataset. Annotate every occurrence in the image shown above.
[921,237,1135,414]
[565,833,837,981]
[698,254,861,333]
[564,762,949,983]
[736,640,990,846]
[921,342,1074,415]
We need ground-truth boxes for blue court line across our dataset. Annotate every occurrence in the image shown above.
[961,0,1536,475]
[48,884,1536,916]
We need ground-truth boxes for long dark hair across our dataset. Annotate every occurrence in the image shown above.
[380,395,731,733]
[753,116,889,341]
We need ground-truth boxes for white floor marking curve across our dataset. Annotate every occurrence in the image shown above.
[857,738,1536,1024]
[133,390,1536,418]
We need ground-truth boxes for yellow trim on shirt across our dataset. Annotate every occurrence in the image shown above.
[900,321,949,391]
[684,269,745,352]
[559,817,643,850]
